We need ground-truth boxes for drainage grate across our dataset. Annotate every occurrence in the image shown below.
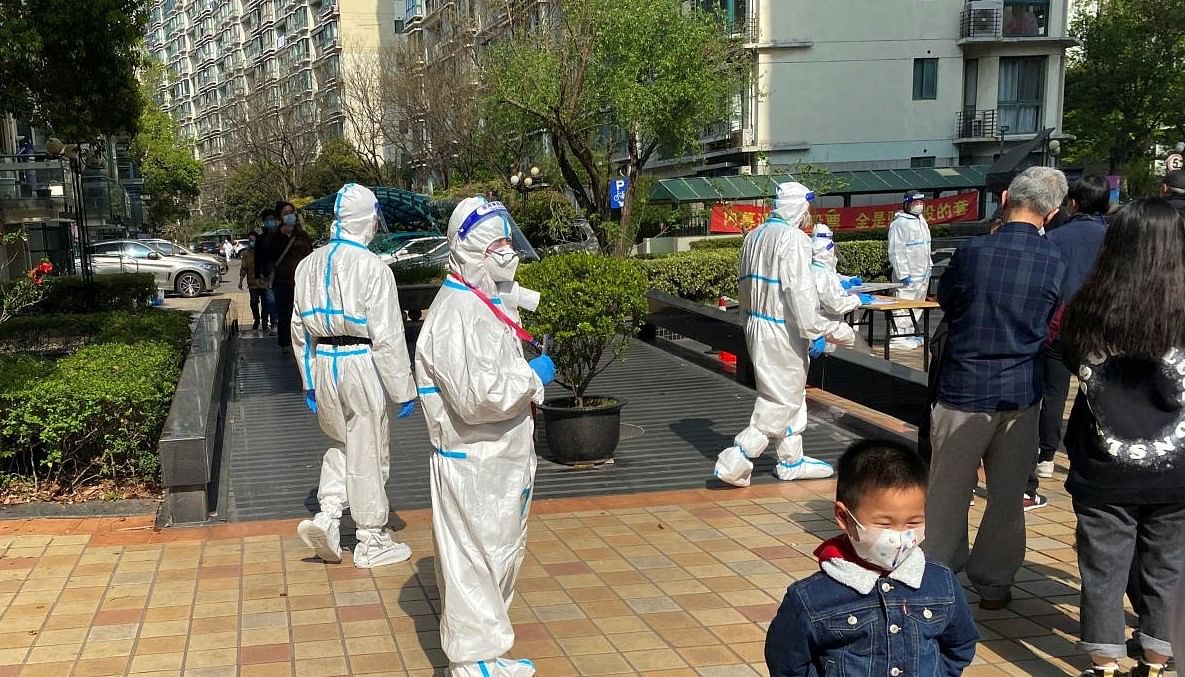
[222,336,859,522]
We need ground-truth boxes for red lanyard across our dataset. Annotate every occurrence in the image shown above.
[448,273,539,348]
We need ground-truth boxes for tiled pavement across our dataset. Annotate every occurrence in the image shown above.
[0,466,1129,677]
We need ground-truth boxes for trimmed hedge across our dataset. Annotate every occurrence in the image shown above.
[689,237,743,250]
[633,249,741,302]
[836,240,892,282]
[0,309,192,490]
[35,274,157,314]
[0,310,192,355]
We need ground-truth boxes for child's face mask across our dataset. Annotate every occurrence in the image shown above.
[846,509,925,571]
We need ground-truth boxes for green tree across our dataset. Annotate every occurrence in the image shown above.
[483,0,748,255]
[302,137,371,199]
[132,71,204,230]
[223,163,286,230]
[1063,0,1185,173]
[0,0,147,138]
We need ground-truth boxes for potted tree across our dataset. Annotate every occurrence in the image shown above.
[517,252,649,466]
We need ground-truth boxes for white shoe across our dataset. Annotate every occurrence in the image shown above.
[1036,460,1055,478]
[890,337,921,350]
[713,446,754,487]
[352,528,412,569]
[776,455,834,481]
[297,513,342,564]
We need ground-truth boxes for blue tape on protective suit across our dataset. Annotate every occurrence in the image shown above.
[739,274,780,284]
[436,448,467,460]
[745,309,786,324]
[417,386,440,395]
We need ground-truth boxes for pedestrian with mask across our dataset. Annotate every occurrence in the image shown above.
[1160,169,1185,221]
[887,191,933,350]
[1026,175,1109,507]
[237,231,267,332]
[1060,199,1185,677]
[270,201,313,352]
[414,196,552,676]
[256,208,280,333]
[292,184,418,568]
[712,182,840,487]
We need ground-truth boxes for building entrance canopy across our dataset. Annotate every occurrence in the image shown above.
[303,186,439,234]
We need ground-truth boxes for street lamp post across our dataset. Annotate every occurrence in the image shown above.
[509,165,541,208]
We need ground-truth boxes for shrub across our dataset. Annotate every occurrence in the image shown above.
[837,240,891,282]
[36,274,157,314]
[689,237,743,250]
[0,310,192,355]
[516,253,649,403]
[0,341,181,488]
[633,249,741,302]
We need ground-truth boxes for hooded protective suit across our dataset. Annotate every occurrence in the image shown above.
[887,193,932,342]
[810,224,859,349]
[712,182,837,487]
[415,197,546,677]
[292,183,418,568]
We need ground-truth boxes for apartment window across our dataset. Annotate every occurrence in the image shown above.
[910,156,936,168]
[1003,0,1049,37]
[912,58,938,100]
[999,56,1045,134]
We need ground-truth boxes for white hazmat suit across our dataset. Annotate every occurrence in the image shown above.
[887,193,933,346]
[810,224,860,349]
[712,182,837,487]
[292,183,418,568]
[415,197,548,677]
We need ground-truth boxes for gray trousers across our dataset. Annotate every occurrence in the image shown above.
[923,401,1039,600]
[1075,501,1185,659]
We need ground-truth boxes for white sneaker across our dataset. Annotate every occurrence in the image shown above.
[352,528,412,569]
[776,456,834,481]
[1036,460,1055,478]
[713,446,754,487]
[297,513,342,564]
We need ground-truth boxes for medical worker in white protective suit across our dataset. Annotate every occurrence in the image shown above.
[887,190,933,349]
[414,196,554,677]
[292,183,419,569]
[712,182,840,487]
[810,224,873,351]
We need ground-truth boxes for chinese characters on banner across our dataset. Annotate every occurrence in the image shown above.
[708,191,981,234]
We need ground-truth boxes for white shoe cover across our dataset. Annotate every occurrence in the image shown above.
[297,513,342,564]
[451,657,536,677]
[352,528,411,569]
[775,455,835,481]
[713,446,755,487]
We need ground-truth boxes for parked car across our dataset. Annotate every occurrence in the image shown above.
[84,240,222,298]
[379,236,449,269]
[192,240,223,258]
[233,239,250,257]
[535,219,600,257]
[143,238,229,273]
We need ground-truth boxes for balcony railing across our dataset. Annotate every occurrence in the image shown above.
[731,16,759,44]
[960,8,1002,39]
[955,109,997,140]
[961,5,1052,40]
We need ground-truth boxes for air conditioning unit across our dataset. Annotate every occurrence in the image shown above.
[966,0,1003,34]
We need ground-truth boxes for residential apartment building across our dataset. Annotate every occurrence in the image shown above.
[655,0,1075,178]
[144,0,399,207]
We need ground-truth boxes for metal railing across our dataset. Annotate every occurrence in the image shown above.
[959,8,1001,39]
[955,109,997,140]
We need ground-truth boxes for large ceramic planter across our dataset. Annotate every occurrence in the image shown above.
[538,396,625,467]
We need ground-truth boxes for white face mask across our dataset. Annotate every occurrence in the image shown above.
[908,203,925,216]
[846,510,925,571]
[484,245,520,283]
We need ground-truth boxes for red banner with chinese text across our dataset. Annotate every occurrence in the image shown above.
[708,191,980,233]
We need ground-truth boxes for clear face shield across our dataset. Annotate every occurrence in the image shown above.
[456,200,539,262]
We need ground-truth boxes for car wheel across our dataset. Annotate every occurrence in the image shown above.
[176,272,204,298]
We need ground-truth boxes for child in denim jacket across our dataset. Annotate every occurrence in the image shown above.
[766,440,979,676]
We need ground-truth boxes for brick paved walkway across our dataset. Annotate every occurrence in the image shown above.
[0,466,1123,677]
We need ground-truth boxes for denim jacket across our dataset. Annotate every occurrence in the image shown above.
[765,539,978,677]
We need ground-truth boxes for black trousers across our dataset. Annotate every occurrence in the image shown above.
[1027,341,1072,495]
[273,284,295,348]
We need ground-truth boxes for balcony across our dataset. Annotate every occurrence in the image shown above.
[958,4,1077,48]
[954,109,998,142]
[731,16,759,45]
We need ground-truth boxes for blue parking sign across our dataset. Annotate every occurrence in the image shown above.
[609,178,629,209]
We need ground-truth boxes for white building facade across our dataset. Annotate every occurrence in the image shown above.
[660,0,1076,177]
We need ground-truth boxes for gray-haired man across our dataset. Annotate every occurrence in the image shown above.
[922,167,1068,609]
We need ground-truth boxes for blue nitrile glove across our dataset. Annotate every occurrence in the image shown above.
[900,276,913,286]
[849,276,864,287]
[529,355,556,385]
[840,278,854,290]
[858,294,875,305]
[305,389,317,413]
[398,400,417,418]
[808,336,827,359]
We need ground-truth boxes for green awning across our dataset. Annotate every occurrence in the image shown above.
[303,186,440,233]
[648,166,990,204]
